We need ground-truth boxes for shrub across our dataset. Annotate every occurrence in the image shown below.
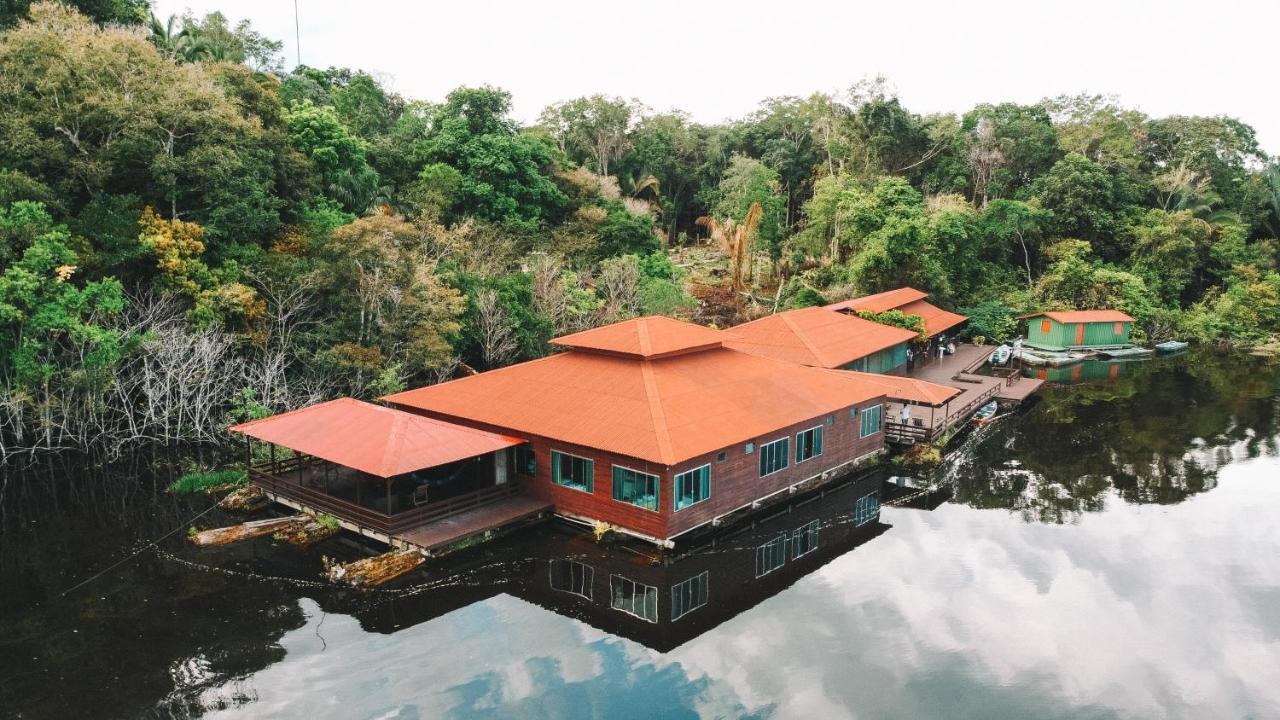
[169,469,248,494]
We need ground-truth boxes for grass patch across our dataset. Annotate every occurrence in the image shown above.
[169,468,248,494]
[315,514,341,530]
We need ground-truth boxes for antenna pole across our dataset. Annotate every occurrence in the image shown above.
[293,0,301,67]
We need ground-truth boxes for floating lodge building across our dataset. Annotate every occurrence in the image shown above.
[231,288,1049,555]
[1019,310,1135,351]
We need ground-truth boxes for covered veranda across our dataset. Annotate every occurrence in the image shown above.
[229,398,527,536]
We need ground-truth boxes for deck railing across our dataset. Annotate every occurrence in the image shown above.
[248,463,518,534]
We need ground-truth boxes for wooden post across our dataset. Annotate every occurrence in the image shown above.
[356,473,362,506]
[270,443,277,475]
[385,476,392,515]
[244,436,251,469]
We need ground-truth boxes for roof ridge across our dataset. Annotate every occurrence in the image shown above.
[639,359,675,465]
[778,310,831,366]
[379,410,409,478]
[636,317,653,356]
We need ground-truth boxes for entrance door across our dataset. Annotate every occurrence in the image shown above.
[1074,323,1085,345]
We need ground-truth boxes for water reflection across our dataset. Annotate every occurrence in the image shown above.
[3,351,1280,719]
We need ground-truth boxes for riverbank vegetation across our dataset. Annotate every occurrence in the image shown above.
[1,2,1277,464]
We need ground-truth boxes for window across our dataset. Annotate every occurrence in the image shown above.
[612,466,659,511]
[859,404,883,438]
[792,519,820,559]
[796,426,823,463]
[756,534,788,577]
[1114,321,1124,335]
[716,451,726,462]
[673,464,711,511]
[551,451,593,493]
[671,572,709,621]
[549,559,593,599]
[759,437,789,477]
[855,493,880,526]
[1040,318,1052,333]
[745,442,754,454]
[610,575,658,622]
[515,445,536,476]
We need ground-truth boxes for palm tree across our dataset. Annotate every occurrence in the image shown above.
[696,202,763,293]
[147,13,188,57]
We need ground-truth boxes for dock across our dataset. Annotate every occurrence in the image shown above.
[883,344,1043,444]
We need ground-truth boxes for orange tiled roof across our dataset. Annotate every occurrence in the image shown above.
[384,319,893,465]
[840,371,961,407]
[824,287,928,314]
[896,299,968,337]
[551,315,725,358]
[824,287,967,338]
[1019,310,1134,323]
[726,307,917,368]
[229,398,523,478]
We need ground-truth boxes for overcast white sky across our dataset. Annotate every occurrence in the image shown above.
[153,0,1279,155]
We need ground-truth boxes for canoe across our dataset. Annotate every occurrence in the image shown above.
[1096,346,1153,359]
[972,401,999,424]
[1155,340,1189,353]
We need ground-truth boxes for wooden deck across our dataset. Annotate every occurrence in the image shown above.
[396,495,552,551]
[250,459,551,553]
[883,344,1043,443]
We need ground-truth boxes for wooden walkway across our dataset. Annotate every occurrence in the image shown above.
[394,494,551,552]
[884,344,1043,442]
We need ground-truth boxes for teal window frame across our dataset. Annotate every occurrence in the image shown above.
[610,574,658,623]
[795,425,824,463]
[671,571,709,621]
[673,464,711,511]
[759,437,789,477]
[755,533,788,577]
[549,558,593,599]
[859,404,883,438]
[855,492,880,526]
[792,519,820,559]
[551,450,594,493]
[612,465,659,511]
[515,445,536,477]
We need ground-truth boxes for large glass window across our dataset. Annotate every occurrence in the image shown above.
[610,575,658,622]
[796,426,823,463]
[671,572,709,621]
[612,466,659,511]
[549,559,593,599]
[673,464,711,511]
[515,445,536,476]
[755,533,788,577]
[855,492,880,526]
[792,519,820,559]
[759,437,789,477]
[551,450,593,493]
[859,404,883,438]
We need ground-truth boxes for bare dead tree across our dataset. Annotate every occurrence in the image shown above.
[475,289,519,369]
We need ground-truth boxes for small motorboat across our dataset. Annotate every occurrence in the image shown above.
[1155,340,1189,353]
[989,344,1012,366]
[972,401,999,425]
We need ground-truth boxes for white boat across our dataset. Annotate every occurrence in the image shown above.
[973,401,999,425]
[989,344,1012,365]
[1155,340,1188,353]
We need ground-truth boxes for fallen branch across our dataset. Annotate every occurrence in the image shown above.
[189,515,307,546]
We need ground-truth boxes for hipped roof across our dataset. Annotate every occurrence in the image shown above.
[841,371,961,407]
[1019,310,1135,323]
[551,316,725,358]
[726,307,918,368]
[825,287,928,314]
[385,319,893,466]
[229,398,523,478]
[824,287,967,338]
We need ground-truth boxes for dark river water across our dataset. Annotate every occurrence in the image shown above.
[2,351,1279,720]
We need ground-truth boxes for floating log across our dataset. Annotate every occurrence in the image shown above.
[190,514,308,547]
[325,550,425,587]
[273,518,341,546]
[218,485,268,512]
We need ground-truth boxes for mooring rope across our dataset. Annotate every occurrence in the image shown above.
[56,501,223,598]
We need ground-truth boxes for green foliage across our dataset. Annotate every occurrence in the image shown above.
[959,300,1018,343]
[284,100,381,213]
[169,468,247,494]
[713,154,787,258]
[855,309,926,339]
[597,202,658,257]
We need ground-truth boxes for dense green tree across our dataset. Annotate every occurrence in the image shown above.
[1032,153,1140,260]
[283,100,381,213]
[712,155,787,258]
[963,102,1060,202]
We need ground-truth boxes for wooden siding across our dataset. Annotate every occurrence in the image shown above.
[841,342,908,373]
[393,398,888,543]
[665,398,886,538]
[1027,318,1131,349]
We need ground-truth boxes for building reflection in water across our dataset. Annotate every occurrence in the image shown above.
[347,469,945,652]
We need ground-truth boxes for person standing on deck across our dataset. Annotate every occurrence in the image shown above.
[900,404,911,425]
